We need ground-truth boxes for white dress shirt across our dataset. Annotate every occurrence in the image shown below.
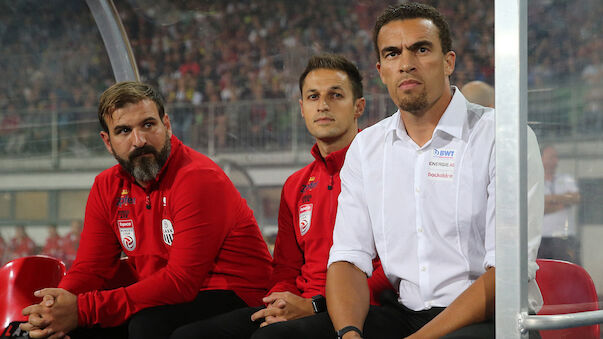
[328,88,543,311]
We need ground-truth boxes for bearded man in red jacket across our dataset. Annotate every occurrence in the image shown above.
[21,81,272,339]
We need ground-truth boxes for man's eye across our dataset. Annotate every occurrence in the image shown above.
[117,128,130,134]
[418,47,428,54]
[332,93,343,98]
[385,51,399,59]
[308,94,318,100]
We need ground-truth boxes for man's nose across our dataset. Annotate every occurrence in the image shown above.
[132,129,147,147]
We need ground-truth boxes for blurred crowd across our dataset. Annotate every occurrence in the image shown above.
[0,0,601,154]
[0,220,82,269]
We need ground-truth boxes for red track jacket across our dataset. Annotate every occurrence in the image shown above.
[269,144,392,303]
[59,136,272,327]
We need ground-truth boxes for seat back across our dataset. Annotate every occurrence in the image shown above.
[0,255,66,332]
[535,258,600,338]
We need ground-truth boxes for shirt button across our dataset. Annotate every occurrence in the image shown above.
[417,227,423,233]
[421,266,426,272]
[415,187,420,193]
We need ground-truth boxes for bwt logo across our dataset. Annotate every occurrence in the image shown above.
[433,149,455,158]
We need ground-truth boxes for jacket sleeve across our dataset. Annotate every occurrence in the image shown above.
[367,258,394,305]
[267,180,304,296]
[59,178,123,294]
[73,170,239,327]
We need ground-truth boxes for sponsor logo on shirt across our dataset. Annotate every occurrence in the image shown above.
[300,181,318,193]
[427,148,456,181]
[118,210,129,219]
[162,219,174,246]
[299,203,313,236]
[301,194,312,203]
[118,219,136,251]
[116,196,136,207]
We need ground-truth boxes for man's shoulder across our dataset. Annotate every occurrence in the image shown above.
[354,113,398,145]
[283,160,319,192]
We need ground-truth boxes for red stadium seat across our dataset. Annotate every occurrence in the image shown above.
[536,258,600,338]
[0,255,66,336]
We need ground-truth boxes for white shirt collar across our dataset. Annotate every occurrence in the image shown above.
[386,86,466,143]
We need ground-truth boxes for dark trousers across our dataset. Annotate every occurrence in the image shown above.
[537,236,581,264]
[170,291,495,339]
[68,290,247,339]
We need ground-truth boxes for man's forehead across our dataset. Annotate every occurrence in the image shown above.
[108,99,159,124]
[378,18,440,46]
[303,69,351,91]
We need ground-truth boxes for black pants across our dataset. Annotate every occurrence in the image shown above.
[170,291,495,339]
[537,236,581,264]
[68,290,247,339]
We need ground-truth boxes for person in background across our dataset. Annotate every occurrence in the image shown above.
[41,224,64,260]
[460,80,495,108]
[61,219,82,269]
[8,225,37,260]
[538,144,581,263]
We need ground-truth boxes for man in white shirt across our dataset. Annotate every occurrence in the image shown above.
[538,145,581,263]
[326,3,543,339]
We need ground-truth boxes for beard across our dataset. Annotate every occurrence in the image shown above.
[113,133,171,183]
[397,89,428,115]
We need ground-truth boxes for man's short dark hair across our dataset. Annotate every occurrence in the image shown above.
[98,81,165,133]
[299,54,363,100]
[373,2,452,60]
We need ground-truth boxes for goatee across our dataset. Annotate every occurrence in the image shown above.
[114,136,171,183]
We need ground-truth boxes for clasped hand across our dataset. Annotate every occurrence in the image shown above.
[250,291,314,327]
[20,288,78,339]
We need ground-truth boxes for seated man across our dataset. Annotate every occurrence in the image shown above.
[326,3,543,339]
[171,54,392,339]
[21,82,272,339]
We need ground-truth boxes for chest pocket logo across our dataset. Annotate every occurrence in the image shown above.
[299,204,313,236]
[118,219,136,251]
[162,219,174,246]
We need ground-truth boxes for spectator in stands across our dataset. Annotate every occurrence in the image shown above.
[41,224,64,260]
[170,53,392,339]
[61,219,82,270]
[20,82,272,339]
[461,80,495,108]
[7,225,37,260]
[538,145,582,263]
[323,3,543,338]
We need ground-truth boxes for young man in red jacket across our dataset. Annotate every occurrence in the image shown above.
[170,54,392,339]
[21,82,272,339]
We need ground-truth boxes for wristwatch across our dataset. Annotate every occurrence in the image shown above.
[311,294,327,313]
[337,325,363,339]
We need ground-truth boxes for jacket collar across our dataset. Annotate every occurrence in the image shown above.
[310,142,351,176]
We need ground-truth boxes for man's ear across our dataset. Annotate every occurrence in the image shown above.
[162,114,173,138]
[354,97,366,119]
[444,51,456,76]
[100,131,113,154]
[299,98,305,118]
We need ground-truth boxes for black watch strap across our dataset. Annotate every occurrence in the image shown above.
[311,294,327,313]
[337,325,363,339]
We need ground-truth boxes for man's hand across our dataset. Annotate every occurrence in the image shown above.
[20,288,78,339]
[250,291,314,327]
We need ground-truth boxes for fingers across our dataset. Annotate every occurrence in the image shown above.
[262,293,280,304]
[43,294,56,307]
[28,313,51,328]
[250,308,267,321]
[28,327,54,339]
[19,322,38,333]
[35,288,62,298]
[23,304,43,316]
[261,315,287,327]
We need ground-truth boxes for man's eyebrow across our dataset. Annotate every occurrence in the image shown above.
[380,46,401,56]
[407,40,434,50]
